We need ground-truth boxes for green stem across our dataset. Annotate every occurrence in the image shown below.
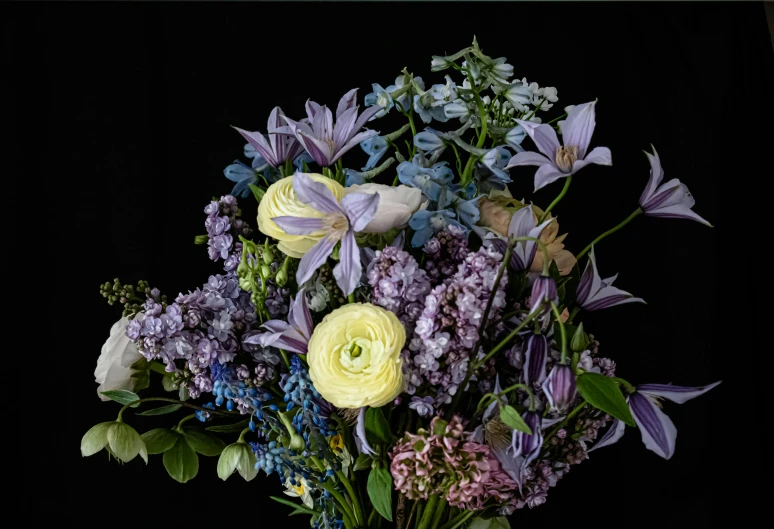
[417,494,439,529]
[280,349,291,369]
[348,293,355,303]
[546,112,567,125]
[576,208,643,260]
[429,497,447,529]
[477,383,535,413]
[322,482,357,529]
[523,97,546,121]
[175,414,197,430]
[117,397,241,421]
[550,301,568,363]
[336,470,364,526]
[475,310,541,368]
[543,401,587,448]
[539,175,572,222]
[439,510,474,529]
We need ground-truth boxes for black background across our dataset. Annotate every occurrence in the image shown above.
[12,1,771,526]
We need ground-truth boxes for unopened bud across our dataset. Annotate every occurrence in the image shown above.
[194,234,209,245]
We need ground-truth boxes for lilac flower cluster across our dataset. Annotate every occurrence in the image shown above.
[204,195,253,272]
[390,416,518,511]
[421,225,469,285]
[411,244,508,405]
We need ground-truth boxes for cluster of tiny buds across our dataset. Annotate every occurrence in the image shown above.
[99,278,167,317]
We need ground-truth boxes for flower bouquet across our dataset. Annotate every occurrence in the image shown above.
[83,38,719,529]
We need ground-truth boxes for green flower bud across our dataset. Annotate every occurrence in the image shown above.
[261,265,272,278]
[217,442,258,481]
[279,412,306,451]
[570,322,590,353]
[81,421,148,464]
[275,267,288,287]
[194,234,209,245]
[262,244,275,265]
[238,276,252,292]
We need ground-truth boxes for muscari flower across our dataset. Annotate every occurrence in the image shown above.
[281,89,381,167]
[639,146,711,226]
[506,101,612,191]
[590,381,721,459]
[271,172,379,296]
[247,289,314,354]
[576,246,645,311]
[233,107,305,168]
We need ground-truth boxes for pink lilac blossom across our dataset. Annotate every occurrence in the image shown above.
[390,416,518,511]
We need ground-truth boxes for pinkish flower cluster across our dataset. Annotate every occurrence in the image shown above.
[390,416,518,512]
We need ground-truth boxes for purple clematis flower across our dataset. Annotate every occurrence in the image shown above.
[542,363,577,415]
[523,333,548,386]
[589,381,721,459]
[576,246,645,311]
[272,172,379,296]
[639,146,711,226]
[506,101,612,191]
[483,204,552,271]
[509,410,543,469]
[281,89,381,167]
[232,107,305,168]
[248,290,314,354]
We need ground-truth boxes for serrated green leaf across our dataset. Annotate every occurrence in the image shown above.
[137,404,182,416]
[182,427,226,456]
[163,437,199,483]
[206,419,250,433]
[100,389,140,406]
[499,405,532,434]
[81,422,114,457]
[365,407,391,445]
[141,428,181,454]
[353,453,372,471]
[367,467,393,522]
[576,372,635,426]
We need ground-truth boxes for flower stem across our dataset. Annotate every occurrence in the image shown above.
[550,301,568,363]
[475,310,541,369]
[417,494,439,529]
[477,383,535,413]
[539,175,572,222]
[175,414,197,430]
[117,397,241,421]
[348,293,355,303]
[429,497,447,529]
[576,208,643,260]
[543,401,587,449]
[322,481,357,529]
[336,470,364,526]
[438,510,474,529]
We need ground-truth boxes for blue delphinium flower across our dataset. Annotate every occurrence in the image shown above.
[397,159,453,201]
[364,83,394,119]
[360,136,389,171]
[477,146,513,193]
[409,209,465,247]
[386,75,424,112]
[223,160,259,198]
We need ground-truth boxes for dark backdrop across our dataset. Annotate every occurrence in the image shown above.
[13,1,771,526]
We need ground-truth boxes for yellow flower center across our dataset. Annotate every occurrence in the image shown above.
[555,145,578,172]
[322,212,350,241]
[292,482,306,495]
[338,337,380,373]
[329,435,345,451]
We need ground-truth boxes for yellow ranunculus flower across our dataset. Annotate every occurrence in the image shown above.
[307,303,405,408]
[257,174,345,258]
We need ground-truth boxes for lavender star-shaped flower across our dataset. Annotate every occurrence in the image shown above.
[639,146,711,226]
[576,246,645,311]
[506,101,612,191]
[272,172,379,296]
[232,107,305,168]
[280,89,381,167]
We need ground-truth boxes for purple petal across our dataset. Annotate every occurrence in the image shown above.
[293,172,342,215]
[639,147,663,205]
[523,333,548,386]
[572,146,612,172]
[271,330,309,355]
[515,121,561,160]
[588,419,625,452]
[336,88,358,119]
[312,105,333,141]
[297,131,333,167]
[582,290,645,311]
[351,106,382,138]
[333,106,359,151]
[330,129,379,165]
[561,101,596,159]
[232,126,277,167]
[341,192,380,232]
[542,363,577,414]
[533,164,568,192]
[507,205,536,238]
[261,320,291,334]
[271,216,324,235]
[505,150,551,168]
[575,256,595,306]
[290,289,314,341]
[629,393,677,460]
[637,381,721,404]
[296,236,336,286]
[645,205,712,226]
[333,230,361,296]
[305,100,322,120]
[267,107,285,161]
[356,407,376,456]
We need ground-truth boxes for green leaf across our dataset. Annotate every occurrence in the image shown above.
[570,322,589,353]
[576,372,635,426]
[353,453,372,472]
[130,357,149,370]
[248,184,265,202]
[217,444,242,480]
[131,371,150,392]
[269,496,319,516]
[141,428,181,455]
[163,437,199,483]
[107,422,145,463]
[469,516,511,529]
[100,389,140,406]
[179,385,189,402]
[432,418,449,436]
[182,427,226,456]
[137,403,181,416]
[499,405,532,435]
[81,422,114,457]
[367,467,393,522]
[206,419,250,433]
[365,407,391,445]
[161,375,177,392]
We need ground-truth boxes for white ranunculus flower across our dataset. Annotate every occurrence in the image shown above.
[94,315,144,400]
[345,183,421,234]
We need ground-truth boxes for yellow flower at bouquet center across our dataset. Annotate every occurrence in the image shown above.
[257,174,345,258]
[307,303,405,408]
